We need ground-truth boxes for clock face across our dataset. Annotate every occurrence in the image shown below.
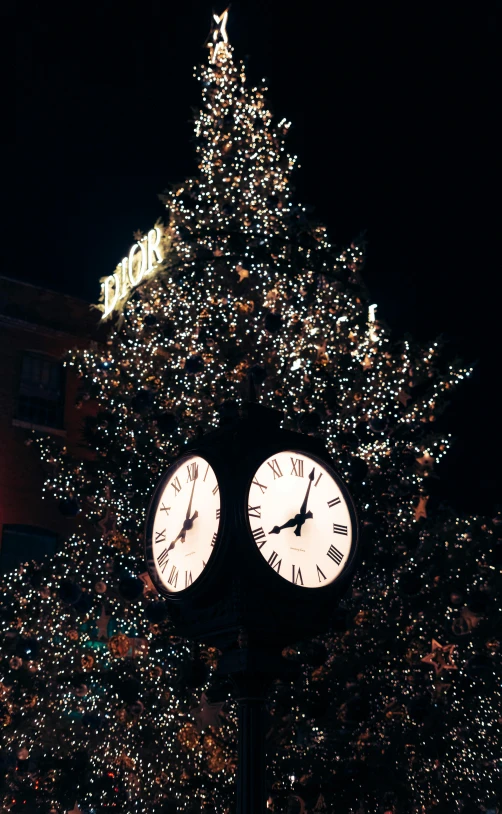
[246,450,354,589]
[148,455,221,594]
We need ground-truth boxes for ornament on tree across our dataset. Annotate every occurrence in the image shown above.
[177,722,200,751]
[414,495,429,520]
[190,691,226,732]
[118,575,144,601]
[451,606,483,636]
[97,507,117,538]
[81,653,95,670]
[185,355,205,374]
[96,604,112,641]
[108,633,130,658]
[264,311,283,333]
[421,639,458,676]
[416,451,434,473]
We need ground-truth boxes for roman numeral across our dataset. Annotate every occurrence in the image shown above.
[290,457,304,477]
[252,527,267,548]
[185,571,193,588]
[204,464,209,481]
[212,484,219,495]
[327,545,343,565]
[267,459,283,479]
[216,508,221,520]
[333,524,348,535]
[327,497,341,508]
[211,532,217,546]
[155,529,166,545]
[292,565,304,585]
[186,462,198,482]
[157,548,169,572]
[267,551,282,573]
[315,472,323,487]
[171,476,182,496]
[168,566,178,587]
[316,564,327,582]
[160,503,170,515]
[252,477,267,494]
[248,505,261,518]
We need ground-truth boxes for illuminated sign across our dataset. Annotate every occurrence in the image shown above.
[100,226,164,319]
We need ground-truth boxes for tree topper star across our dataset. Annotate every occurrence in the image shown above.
[421,638,458,676]
[208,8,230,64]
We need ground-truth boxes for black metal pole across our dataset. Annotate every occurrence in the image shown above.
[235,693,268,814]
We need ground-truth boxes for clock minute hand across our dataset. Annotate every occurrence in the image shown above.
[294,467,315,536]
[185,469,198,523]
[168,470,199,551]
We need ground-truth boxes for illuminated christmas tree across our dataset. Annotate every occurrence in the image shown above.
[1,10,500,813]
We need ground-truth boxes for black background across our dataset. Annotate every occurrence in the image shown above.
[10,0,499,512]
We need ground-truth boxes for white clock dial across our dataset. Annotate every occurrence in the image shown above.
[247,451,353,588]
[151,455,220,593]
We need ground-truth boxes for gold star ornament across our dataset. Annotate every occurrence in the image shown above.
[421,639,458,676]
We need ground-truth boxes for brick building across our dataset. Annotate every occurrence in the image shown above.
[0,276,101,572]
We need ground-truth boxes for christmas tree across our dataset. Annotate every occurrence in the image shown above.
[1,10,500,813]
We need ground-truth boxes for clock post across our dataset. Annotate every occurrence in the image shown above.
[145,402,360,813]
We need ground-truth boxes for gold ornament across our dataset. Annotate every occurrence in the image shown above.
[421,639,458,676]
[414,495,429,520]
[200,647,221,668]
[177,722,200,751]
[81,653,95,670]
[451,606,483,636]
[68,629,79,641]
[107,530,131,553]
[108,633,130,658]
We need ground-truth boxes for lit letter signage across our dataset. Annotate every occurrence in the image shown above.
[100,226,165,319]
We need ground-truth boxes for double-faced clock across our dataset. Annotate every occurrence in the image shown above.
[145,404,359,647]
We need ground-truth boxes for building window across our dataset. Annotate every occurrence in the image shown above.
[0,525,58,573]
[17,352,65,429]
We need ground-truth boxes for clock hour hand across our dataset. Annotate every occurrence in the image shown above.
[269,517,298,534]
[167,508,199,552]
[168,528,186,551]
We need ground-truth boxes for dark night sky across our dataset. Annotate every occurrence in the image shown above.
[11,0,499,512]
